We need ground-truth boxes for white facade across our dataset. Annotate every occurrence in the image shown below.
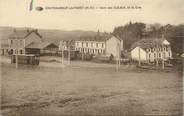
[131,40,172,62]
[131,47,147,61]
[74,36,124,59]
[75,41,106,55]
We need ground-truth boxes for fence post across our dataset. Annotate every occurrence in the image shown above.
[68,48,70,65]
[138,47,141,66]
[162,59,165,70]
[16,54,18,68]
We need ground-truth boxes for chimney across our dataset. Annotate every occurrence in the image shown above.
[97,29,100,36]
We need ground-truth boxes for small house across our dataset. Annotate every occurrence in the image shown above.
[74,34,123,60]
[26,41,59,55]
[131,38,172,62]
[8,29,42,54]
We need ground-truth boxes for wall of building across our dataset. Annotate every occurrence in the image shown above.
[105,36,122,59]
[9,32,42,55]
[146,46,172,62]
[0,48,9,55]
[131,47,147,61]
[9,38,26,54]
[75,41,105,55]
[131,46,172,62]
[9,39,24,49]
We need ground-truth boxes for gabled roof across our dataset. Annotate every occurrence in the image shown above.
[26,41,58,49]
[131,38,169,50]
[9,29,42,39]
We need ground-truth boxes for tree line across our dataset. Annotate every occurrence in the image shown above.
[112,22,184,56]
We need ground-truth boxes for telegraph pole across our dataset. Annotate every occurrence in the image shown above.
[138,47,141,66]
[67,40,72,65]
[116,43,121,72]
[16,53,18,68]
[156,46,159,68]
[68,42,70,65]
[60,41,64,67]
[162,58,165,69]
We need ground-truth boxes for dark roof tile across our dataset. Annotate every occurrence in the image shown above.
[131,38,166,50]
[76,34,113,42]
[26,41,58,49]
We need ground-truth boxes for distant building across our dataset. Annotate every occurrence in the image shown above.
[74,35,123,59]
[8,29,59,55]
[26,41,59,55]
[131,38,172,62]
[0,39,9,56]
[75,36,106,55]
[59,40,75,51]
[9,29,42,54]
[106,36,123,59]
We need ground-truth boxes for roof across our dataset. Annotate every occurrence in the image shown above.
[26,41,58,49]
[9,29,42,39]
[131,38,168,50]
[76,34,113,42]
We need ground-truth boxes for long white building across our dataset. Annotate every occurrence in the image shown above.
[75,35,123,59]
[131,38,172,62]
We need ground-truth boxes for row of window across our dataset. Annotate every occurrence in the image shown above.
[148,52,171,59]
[10,39,24,46]
[147,47,170,52]
[76,42,105,48]
[10,49,23,54]
[76,48,105,54]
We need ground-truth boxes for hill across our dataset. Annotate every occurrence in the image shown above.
[0,26,101,42]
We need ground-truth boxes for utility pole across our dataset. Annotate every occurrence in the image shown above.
[62,42,64,65]
[162,58,165,70]
[156,46,159,68]
[138,47,141,66]
[82,49,84,61]
[67,40,72,65]
[68,42,70,65]
[16,52,18,68]
[60,41,64,67]
[118,43,121,67]
[116,43,121,72]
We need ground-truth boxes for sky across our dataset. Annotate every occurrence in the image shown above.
[0,0,184,32]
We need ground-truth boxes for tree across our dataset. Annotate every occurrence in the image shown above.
[113,22,146,50]
[164,24,184,56]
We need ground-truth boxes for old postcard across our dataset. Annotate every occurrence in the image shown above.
[0,0,183,116]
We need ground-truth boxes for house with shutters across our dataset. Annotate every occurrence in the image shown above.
[8,29,59,55]
[0,39,9,56]
[8,29,42,54]
[74,34,123,60]
[131,38,172,62]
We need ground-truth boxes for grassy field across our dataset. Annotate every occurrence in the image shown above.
[0,62,183,116]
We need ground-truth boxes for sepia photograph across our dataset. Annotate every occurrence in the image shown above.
[0,0,183,116]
